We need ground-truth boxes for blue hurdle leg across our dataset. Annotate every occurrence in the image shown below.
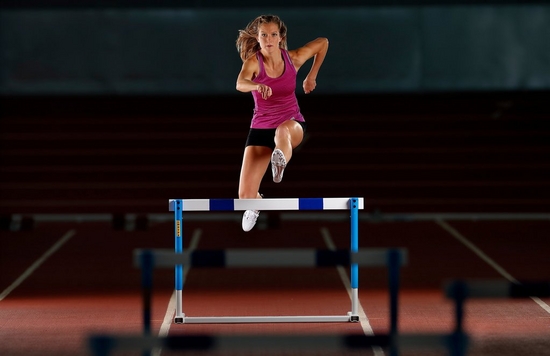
[350,198,359,321]
[174,199,184,323]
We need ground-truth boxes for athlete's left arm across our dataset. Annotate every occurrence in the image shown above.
[290,37,329,94]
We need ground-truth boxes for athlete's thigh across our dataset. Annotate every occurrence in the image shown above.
[239,145,271,195]
[280,120,304,148]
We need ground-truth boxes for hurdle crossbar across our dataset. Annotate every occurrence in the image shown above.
[133,248,408,269]
[169,197,364,212]
[445,280,550,299]
[166,198,374,325]
[89,333,390,355]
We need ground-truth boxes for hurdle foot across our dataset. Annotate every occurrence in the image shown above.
[348,312,359,322]
[174,317,184,324]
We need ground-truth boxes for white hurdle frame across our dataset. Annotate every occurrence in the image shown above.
[168,197,364,324]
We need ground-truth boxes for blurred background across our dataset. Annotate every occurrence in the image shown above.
[1,3,549,355]
[1,0,549,218]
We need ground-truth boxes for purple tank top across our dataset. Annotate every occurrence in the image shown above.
[250,49,305,129]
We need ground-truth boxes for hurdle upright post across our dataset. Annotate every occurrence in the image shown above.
[349,197,360,322]
[174,200,184,323]
[140,250,153,335]
[388,249,401,356]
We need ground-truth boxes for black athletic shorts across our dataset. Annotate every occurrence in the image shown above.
[245,121,307,150]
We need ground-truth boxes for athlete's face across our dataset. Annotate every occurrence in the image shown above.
[257,22,281,52]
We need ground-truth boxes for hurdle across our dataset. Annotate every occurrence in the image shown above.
[446,280,550,331]
[168,197,369,325]
[136,247,407,329]
[133,248,408,355]
[169,198,364,324]
[444,280,550,356]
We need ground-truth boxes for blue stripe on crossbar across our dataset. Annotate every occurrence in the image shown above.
[210,199,234,211]
[299,198,323,210]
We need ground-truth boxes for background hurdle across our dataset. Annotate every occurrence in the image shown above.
[444,280,550,356]
[135,248,407,330]
[168,197,364,325]
[133,248,408,355]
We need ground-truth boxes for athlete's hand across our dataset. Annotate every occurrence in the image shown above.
[256,84,272,99]
[303,77,316,94]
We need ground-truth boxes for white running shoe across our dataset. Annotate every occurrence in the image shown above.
[271,148,287,183]
[242,210,260,232]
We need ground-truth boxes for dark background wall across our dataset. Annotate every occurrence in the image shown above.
[1,1,549,216]
[1,1,549,95]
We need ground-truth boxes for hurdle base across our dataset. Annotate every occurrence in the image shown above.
[174,317,184,324]
[178,315,353,324]
[346,311,360,322]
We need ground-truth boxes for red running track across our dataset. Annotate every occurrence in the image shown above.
[1,218,549,355]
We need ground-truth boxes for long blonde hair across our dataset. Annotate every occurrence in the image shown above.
[236,14,288,62]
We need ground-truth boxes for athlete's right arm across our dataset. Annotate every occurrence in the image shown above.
[236,56,271,99]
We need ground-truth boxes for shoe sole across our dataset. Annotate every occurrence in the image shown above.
[271,149,286,183]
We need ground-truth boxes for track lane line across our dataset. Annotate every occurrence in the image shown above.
[0,229,76,301]
[436,219,550,314]
[152,228,202,356]
[320,227,385,356]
